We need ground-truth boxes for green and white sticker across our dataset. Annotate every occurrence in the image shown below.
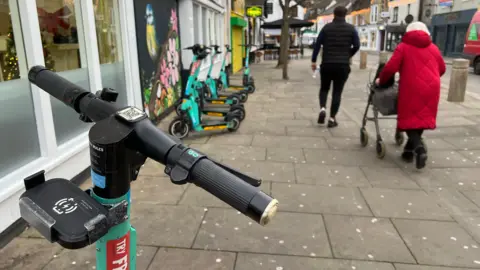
[468,24,478,41]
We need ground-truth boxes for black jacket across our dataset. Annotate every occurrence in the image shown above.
[311,18,360,65]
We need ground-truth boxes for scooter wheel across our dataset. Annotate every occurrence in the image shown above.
[239,93,248,103]
[230,105,246,121]
[175,104,182,116]
[231,95,241,105]
[227,117,241,132]
[246,84,256,94]
[168,117,189,139]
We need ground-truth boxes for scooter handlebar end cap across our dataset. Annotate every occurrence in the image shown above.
[28,65,47,83]
[260,199,279,226]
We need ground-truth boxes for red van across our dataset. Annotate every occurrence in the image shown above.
[464,10,480,74]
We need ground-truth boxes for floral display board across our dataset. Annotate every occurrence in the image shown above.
[133,0,182,123]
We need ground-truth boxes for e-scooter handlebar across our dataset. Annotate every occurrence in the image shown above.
[27,66,278,225]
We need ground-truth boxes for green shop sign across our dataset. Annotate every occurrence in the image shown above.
[246,6,263,18]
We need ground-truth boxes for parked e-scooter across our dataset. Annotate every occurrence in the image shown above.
[216,44,256,94]
[169,45,243,139]
[175,45,246,121]
[19,65,278,270]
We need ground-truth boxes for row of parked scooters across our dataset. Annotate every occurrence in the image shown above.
[168,43,256,139]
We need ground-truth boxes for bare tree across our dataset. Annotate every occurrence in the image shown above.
[277,0,314,80]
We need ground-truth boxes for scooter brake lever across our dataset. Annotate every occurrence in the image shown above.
[211,160,262,187]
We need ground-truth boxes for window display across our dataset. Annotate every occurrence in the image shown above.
[370,30,377,49]
[36,0,91,145]
[0,2,41,178]
[94,0,128,106]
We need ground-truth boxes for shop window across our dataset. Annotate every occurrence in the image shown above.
[93,0,127,106]
[36,0,91,145]
[0,2,41,178]
[393,7,398,23]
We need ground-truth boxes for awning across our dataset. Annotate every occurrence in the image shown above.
[261,18,314,29]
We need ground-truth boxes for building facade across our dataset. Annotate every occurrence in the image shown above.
[0,0,145,233]
[231,0,247,72]
[430,0,477,57]
[384,0,420,51]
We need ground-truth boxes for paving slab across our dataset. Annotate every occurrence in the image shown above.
[393,219,480,268]
[272,183,372,216]
[427,127,477,138]
[436,117,477,127]
[236,122,287,136]
[361,167,420,189]
[294,163,371,187]
[235,253,395,270]
[395,264,479,270]
[266,119,314,127]
[252,135,328,149]
[443,137,480,150]
[420,138,457,151]
[405,168,480,190]
[206,134,254,146]
[139,158,167,177]
[427,187,480,217]
[148,248,235,270]
[130,176,187,205]
[131,203,205,247]
[286,126,332,137]
[179,181,271,208]
[44,244,157,270]
[190,144,266,161]
[323,215,416,263]
[304,149,398,167]
[459,150,480,163]
[0,237,62,270]
[361,188,452,220]
[193,209,331,257]
[420,150,478,168]
[266,147,305,163]
[220,159,295,182]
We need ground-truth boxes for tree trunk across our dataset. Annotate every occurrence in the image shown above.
[277,0,291,80]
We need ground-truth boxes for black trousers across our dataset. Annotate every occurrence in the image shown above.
[404,129,425,152]
[319,64,351,118]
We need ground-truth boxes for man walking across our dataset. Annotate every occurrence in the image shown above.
[311,6,360,128]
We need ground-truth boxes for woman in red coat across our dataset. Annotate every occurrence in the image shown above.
[376,22,446,169]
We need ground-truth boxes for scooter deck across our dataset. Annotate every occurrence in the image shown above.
[218,90,247,96]
[225,85,245,91]
[202,107,229,117]
[204,103,243,109]
[202,120,229,131]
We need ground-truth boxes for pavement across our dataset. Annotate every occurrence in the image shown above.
[3,56,480,270]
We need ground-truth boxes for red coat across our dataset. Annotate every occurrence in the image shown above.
[379,30,446,130]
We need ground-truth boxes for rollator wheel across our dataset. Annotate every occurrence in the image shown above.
[168,117,189,139]
[239,93,248,103]
[228,117,241,132]
[230,105,246,121]
[376,140,386,159]
[247,84,256,94]
[360,128,369,147]
[395,132,404,146]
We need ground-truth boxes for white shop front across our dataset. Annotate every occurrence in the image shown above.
[0,0,142,234]
[357,25,381,51]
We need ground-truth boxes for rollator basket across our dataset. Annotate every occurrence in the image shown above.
[372,83,398,116]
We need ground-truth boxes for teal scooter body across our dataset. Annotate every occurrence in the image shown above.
[203,46,251,102]
[217,44,256,94]
[168,45,242,139]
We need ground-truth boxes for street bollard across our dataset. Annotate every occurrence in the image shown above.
[360,51,367,69]
[447,58,470,102]
[379,51,390,64]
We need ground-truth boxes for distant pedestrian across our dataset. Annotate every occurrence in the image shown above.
[311,6,360,128]
[375,22,446,169]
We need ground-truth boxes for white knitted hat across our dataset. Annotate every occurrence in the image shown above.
[406,21,430,36]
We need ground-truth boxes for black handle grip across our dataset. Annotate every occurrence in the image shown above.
[28,66,88,112]
[190,159,278,226]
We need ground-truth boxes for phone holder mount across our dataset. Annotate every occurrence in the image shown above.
[19,171,128,250]
[19,105,151,250]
